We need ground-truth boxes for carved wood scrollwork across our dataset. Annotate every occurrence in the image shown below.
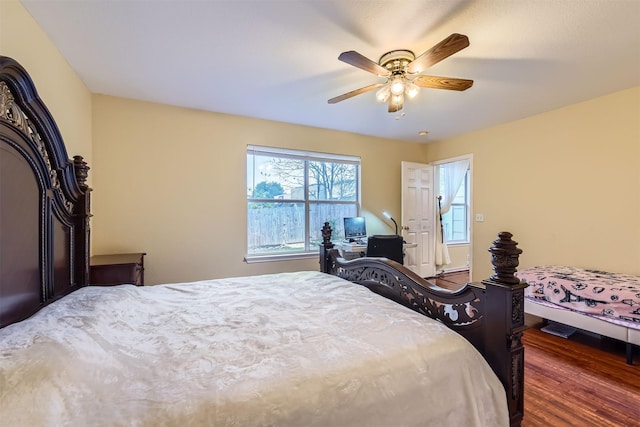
[330,253,483,328]
[73,155,90,190]
[321,222,334,247]
[0,82,72,212]
[512,290,525,325]
[488,231,523,284]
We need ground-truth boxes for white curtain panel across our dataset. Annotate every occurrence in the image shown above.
[436,159,470,266]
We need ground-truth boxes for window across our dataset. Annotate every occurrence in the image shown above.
[246,145,360,261]
[438,165,470,244]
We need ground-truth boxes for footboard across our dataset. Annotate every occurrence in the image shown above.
[319,224,527,427]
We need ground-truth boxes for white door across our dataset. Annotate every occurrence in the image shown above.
[401,162,436,278]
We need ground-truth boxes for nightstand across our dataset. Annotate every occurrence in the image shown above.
[90,252,146,286]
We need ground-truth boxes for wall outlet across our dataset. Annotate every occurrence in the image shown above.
[475,213,484,222]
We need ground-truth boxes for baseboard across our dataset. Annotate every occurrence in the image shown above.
[440,267,469,274]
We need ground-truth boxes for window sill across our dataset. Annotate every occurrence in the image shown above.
[446,241,469,247]
[244,251,318,264]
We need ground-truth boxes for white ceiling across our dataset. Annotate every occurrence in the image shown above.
[21,0,640,143]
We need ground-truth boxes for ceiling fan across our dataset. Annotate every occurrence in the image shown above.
[328,33,473,113]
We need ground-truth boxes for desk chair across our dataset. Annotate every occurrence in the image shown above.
[366,235,404,265]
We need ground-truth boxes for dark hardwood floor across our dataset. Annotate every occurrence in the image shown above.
[428,269,469,290]
[522,326,639,427]
[429,270,640,426]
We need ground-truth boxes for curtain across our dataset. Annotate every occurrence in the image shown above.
[435,159,470,267]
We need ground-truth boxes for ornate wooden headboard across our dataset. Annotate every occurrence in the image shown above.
[0,56,91,328]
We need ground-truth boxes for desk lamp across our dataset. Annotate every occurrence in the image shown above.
[382,211,399,236]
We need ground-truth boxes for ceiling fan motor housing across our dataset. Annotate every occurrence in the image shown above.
[379,50,416,74]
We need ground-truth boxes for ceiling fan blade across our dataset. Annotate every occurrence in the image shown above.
[406,33,470,74]
[338,51,390,76]
[328,83,383,104]
[413,75,474,91]
[388,97,403,113]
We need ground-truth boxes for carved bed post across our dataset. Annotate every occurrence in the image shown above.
[73,155,92,287]
[319,222,334,273]
[482,232,527,427]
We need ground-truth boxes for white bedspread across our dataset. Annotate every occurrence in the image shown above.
[0,271,508,426]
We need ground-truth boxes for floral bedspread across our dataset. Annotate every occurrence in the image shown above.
[517,266,640,326]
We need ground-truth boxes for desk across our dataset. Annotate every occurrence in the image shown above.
[336,242,417,259]
[335,242,367,260]
[336,242,367,253]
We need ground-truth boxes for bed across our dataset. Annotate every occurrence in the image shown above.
[517,266,640,365]
[0,56,526,426]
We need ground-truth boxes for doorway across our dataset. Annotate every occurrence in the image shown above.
[401,155,472,278]
[433,155,472,276]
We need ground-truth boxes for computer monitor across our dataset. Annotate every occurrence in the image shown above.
[344,216,367,240]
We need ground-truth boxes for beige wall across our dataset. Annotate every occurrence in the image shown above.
[6,0,637,285]
[92,95,427,284]
[427,87,640,281]
[1,0,92,166]
[445,244,469,272]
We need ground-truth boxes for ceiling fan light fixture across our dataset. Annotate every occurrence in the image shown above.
[375,85,391,103]
[390,76,405,95]
[405,80,420,99]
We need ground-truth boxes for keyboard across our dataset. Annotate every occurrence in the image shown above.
[343,239,366,245]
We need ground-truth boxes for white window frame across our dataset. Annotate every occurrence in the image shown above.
[245,145,361,263]
[445,171,469,243]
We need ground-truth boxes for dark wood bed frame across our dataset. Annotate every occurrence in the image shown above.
[320,223,527,427]
[0,56,91,329]
[0,56,526,427]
